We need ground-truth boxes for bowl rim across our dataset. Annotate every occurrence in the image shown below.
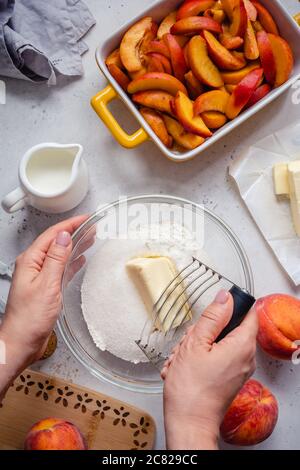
[58,194,254,394]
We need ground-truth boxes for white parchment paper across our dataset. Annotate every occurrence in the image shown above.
[230,121,300,286]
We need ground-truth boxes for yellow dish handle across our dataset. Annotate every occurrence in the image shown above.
[91,85,149,149]
[294,12,300,26]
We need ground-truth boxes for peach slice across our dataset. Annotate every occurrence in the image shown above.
[256,31,276,85]
[157,11,177,39]
[132,90,174,115]
[201,111,228,129]
[188,35,223,88]
[219,32,244,50]
[225,67,263,119]
[127,72,188,96]
[204,8,226,24]
[174,91,212,137]
[243,0,257,21]
[105,48,124,69]
[107,64,130,91]
[268,33,294,88]
[140,107,173,148]
[177,0,216,20]
[184,71,204,99]
[251,1,279,35]
[163,114,205,150]
[194,90,229,115]
[171,16,222,35]
[220,0,239,20]
[244,20,259,60]
[203,30,246,70]
[221,380,278,446]
[246,83,271,108]
[220,60,260,84]
[183,41,190,67]
[120,17,157,73]
[229,0,247,37]
[163,34,188,82]
[147,53,172,74]
[146,40,170,58]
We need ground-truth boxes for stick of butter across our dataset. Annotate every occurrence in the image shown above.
[288,161,300,236]
[126,255,192,333]
[273,163,290,196]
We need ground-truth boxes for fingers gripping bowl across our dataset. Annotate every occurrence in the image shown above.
[59,196,253,393]
[91,0,300,162]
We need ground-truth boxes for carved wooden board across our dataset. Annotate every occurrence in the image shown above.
[0,369,155,450]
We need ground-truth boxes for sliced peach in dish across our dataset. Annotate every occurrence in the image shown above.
[132,90,174,115]
[105,48,124,69]
[201,111,228,129]
[204,8,226,24]
[203,30,246,70]
[194,90,229,115]
[268,33,294,87]
[146,40,170,58]
[229,0,247,37]
[147,53,172,74]
[244,20,259,60]
[188,35,224,88]
[225,67,264,119]
[174,91,212,137]
[251,1,279,35]
[163,114,205,150]
[256,31,276,85]
[219,32,244,50]
[140,107,173,148]
[220,60,260,83]
[107,64,130,91]
[163,34,188,82]
[157,11,177,39]
[243,0,257,21]
[184,71,204,99]
[177,0,216,20]
[246,83,271,108]
[171,16,222,35]
[127,72,188,96]
[120,17,157,72]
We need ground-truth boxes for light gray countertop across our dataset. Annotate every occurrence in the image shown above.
[0,0,300,450]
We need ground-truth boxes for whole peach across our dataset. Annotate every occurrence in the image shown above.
[24,418,87,450]
[220,379,278,446]
[256,294,300,360]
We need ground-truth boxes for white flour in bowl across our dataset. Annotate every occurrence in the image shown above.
[81,223,210,364]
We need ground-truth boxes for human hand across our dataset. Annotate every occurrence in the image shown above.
[162,290,258,450]
[0,215,88,378]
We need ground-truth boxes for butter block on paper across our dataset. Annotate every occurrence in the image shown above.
[288,161,300,237]
[126,255,191,332]
[273,163,289,196]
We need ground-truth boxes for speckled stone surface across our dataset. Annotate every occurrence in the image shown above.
[0,0,299,450]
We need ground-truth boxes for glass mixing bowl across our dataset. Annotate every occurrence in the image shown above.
[59,195,253,394]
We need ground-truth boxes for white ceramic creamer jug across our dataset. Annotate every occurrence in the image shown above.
[1,143,89,214]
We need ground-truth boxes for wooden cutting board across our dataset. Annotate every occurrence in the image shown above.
[0,369,155,450]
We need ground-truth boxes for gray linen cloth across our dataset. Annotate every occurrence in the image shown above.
[0,0,95,85]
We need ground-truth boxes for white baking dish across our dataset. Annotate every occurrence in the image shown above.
[91,0,300,162]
